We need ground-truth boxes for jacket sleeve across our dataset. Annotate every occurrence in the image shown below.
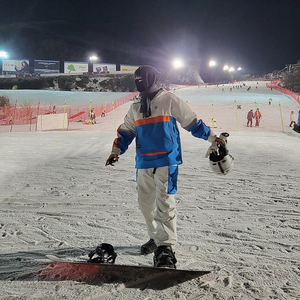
[111,107,136,155]
[171,95,216,141]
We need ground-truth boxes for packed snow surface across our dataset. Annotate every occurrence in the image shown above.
[0,81,300,299]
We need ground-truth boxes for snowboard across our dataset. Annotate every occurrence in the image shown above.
[37,257,211,290]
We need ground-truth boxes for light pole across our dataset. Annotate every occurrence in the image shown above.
[89,55,98,73]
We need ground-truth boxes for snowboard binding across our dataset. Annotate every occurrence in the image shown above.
[88,243,117,264]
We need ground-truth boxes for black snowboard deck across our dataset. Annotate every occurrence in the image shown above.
[37,260,211,289]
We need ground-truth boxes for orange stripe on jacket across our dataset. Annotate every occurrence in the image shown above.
[135,115,170,126]
[140,151,170,156]
[113,125,123,147]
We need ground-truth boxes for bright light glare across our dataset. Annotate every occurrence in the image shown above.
[223,65,229,71]
[172,59,184,69]
[229,67,235,72]
[237,67,242,71]
[0,51,8,58]
[209,60,216,67]
[89,55,98,62]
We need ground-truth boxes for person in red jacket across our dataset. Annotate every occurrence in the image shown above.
[254,108,262,127]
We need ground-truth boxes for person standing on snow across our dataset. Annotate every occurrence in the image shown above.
[105,65,224,269]
[292,110,300,133]
[254,108,262,126]
[289,111,296,127]
[247,109,254,127]
[90,108,96,124]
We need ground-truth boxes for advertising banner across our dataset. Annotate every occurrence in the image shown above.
[34,60,60,74]
[64,61,88,74]
[2,59,30,74]
[93,63,116,73]
[120,64,139,72]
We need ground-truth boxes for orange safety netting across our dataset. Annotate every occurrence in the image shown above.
[266,82,300,105]
[0,92,138,126]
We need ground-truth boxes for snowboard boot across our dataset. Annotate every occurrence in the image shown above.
[153,246,177,269]
[293,124,300,134]
[141,239,157,255]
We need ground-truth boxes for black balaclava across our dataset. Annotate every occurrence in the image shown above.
[134,65,161,118]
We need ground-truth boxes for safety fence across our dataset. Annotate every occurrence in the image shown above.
[0,92,138,128]
[1,92,299,134]
[266,83,300,105]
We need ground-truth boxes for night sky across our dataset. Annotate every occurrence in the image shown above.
[1,0,300,76]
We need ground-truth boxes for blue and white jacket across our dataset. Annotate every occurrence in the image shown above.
[112,89,215,169]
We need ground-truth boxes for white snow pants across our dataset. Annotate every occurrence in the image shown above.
[137,165,178,248]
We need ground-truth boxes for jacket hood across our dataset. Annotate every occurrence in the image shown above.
[135,65,161,90]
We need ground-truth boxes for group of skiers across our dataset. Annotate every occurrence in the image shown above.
[88,108,106,124]
[247,108,262,127]
[247,108,300,129]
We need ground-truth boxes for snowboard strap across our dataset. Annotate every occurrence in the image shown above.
[88,243,117,264]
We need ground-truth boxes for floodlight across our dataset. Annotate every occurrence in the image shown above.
[237,67,242,71]
[229,67,235,72]
[172,59,184,69]
[89,55,98,62]
[0,51,8,58]
[209,60,216,67]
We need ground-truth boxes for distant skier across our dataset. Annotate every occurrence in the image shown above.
[289,111,296,127]
[89,108,96,124]
[247,109,254,127]
[254,108,262,126]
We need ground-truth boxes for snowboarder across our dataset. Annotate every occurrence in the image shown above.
[105,65,225,269]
